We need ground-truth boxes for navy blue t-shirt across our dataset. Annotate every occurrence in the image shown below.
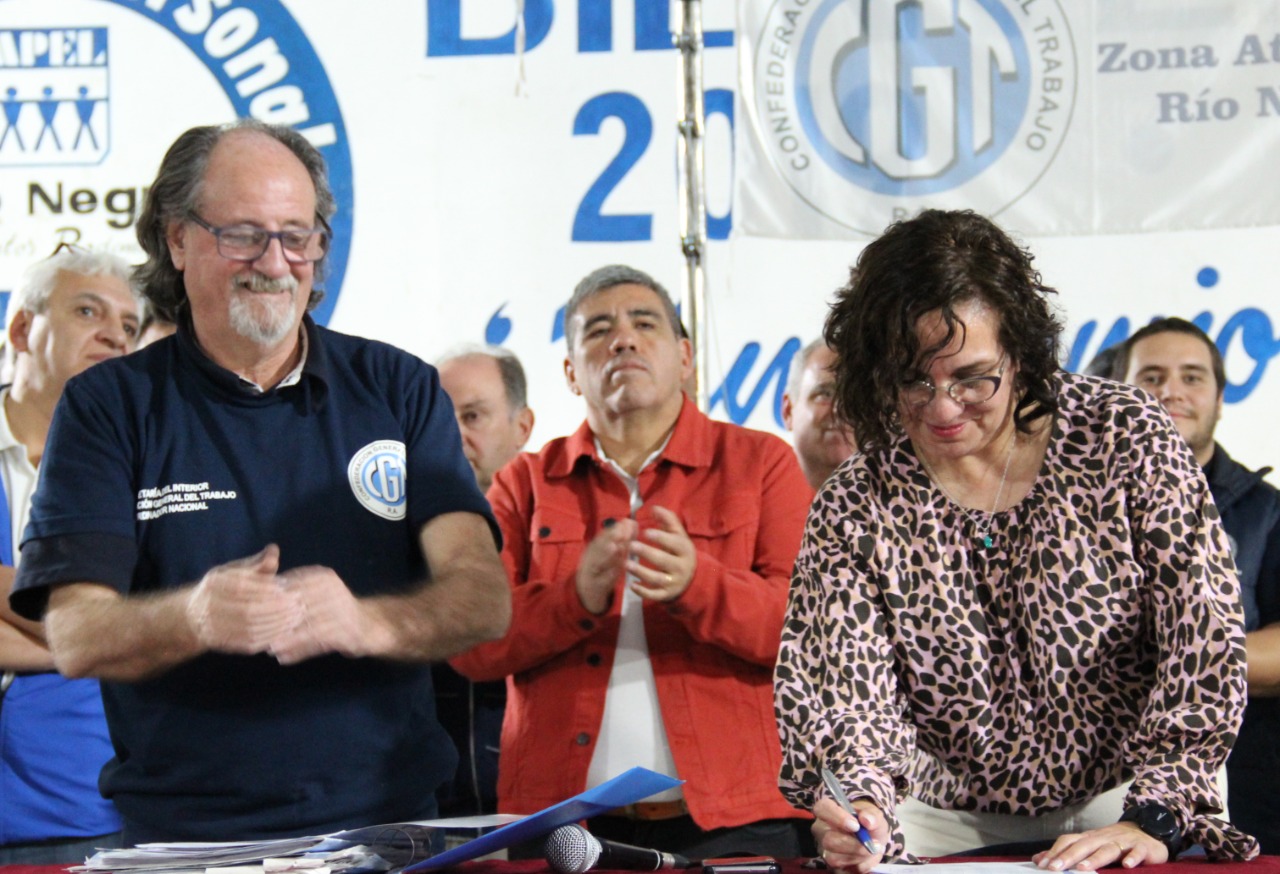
[11,315,497,842]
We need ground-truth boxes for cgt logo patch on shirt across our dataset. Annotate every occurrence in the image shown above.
[348,440,407,520]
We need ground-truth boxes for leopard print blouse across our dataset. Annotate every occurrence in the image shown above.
[776,372,1256,859]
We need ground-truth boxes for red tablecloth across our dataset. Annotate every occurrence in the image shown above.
[8,857,1280,874]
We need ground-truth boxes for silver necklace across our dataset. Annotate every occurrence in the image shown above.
[920,434,1018,550]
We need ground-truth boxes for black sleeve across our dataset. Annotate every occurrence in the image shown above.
[10,532,138,620]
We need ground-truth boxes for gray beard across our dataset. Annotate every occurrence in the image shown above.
[228,277,297,345]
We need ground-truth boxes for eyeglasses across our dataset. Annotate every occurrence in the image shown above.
[48,240,87,258]
[188,213,328,263]
[901,358,1007,408]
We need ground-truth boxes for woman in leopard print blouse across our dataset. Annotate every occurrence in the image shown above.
[776,210,1254,871]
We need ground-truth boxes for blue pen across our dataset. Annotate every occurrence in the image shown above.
[821,766,883,857]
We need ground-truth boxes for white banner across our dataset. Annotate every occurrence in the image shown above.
[0,1,1276,481]
[737,0,1280,239]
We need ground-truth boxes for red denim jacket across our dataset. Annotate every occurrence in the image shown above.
[453,399,812,829]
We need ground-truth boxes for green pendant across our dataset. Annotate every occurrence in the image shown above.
[982,535,993,549]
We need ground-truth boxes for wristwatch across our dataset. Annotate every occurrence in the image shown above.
[1119,803,1182,857]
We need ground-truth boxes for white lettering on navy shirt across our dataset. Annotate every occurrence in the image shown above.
[136,482,238,520]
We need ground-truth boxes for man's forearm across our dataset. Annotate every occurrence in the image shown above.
[0,619,54,672]
[356,512,511,663]
[45,583,204,682]
[361,535,511,662]
[1,564,56,670]
[2,564,48,644]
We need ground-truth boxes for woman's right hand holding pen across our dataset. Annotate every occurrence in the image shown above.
[813,797,889,873]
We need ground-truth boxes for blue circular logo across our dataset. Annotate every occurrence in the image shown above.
[750,0,1075,233]
[797,0,1031,194]
[349,440,407,520]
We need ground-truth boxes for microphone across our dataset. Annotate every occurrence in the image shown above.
[545,824,692,873]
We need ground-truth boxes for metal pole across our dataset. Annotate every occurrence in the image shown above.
[674,0,709,412]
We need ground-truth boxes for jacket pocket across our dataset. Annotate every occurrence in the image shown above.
[527,504,589,584]
[681,493,760,568]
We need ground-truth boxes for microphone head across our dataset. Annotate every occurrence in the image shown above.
[546,824,602,874]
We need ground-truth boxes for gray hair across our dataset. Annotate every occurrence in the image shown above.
[5,246,141,366]
[786,337,829,398]
[133,118,337,320]
[437,344,529,412]
[564,265,680,349]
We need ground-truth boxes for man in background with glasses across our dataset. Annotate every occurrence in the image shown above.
[0,244,140,863]
[9,120,510,844]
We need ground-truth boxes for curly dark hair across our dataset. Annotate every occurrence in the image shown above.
[824,209,1063,453]
[133,118,337,320]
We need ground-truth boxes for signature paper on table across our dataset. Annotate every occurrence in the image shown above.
[406,767,683,871]
[876,865,1080,874]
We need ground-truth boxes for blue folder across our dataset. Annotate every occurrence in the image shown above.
[405,767,683,871]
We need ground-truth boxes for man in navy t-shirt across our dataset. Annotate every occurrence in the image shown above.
[8,119,511,844]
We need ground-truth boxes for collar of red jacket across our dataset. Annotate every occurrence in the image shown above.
[547,395,717,478]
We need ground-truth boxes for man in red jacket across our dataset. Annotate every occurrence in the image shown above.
[453,265,812,858]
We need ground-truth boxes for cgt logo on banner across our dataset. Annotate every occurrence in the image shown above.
[0,0,352,326]
[737,0,1076,238]
[740,1,1280,239]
